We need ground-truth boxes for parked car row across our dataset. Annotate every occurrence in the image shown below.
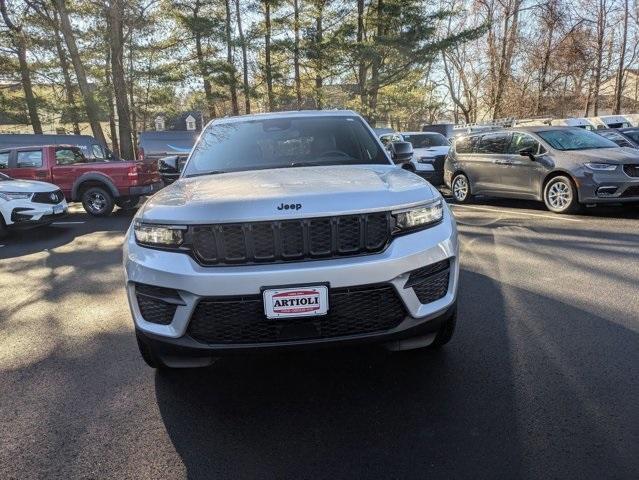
[444,126,639,213]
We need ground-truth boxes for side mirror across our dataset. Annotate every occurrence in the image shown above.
[518,147,536,160]
[390,141,414,164]
[158,155,179,173]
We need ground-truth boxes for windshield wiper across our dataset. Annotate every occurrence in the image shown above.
[186,170,226,178]
[290,161,324,167]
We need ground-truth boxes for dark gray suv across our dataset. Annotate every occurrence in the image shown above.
[444,126,639,213]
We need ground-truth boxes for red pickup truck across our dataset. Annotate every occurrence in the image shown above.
[0,145,162,216]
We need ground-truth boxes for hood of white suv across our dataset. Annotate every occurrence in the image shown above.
[140,165,439,224]
[0,178,59,193]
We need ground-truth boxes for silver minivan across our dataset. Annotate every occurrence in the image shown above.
[444,126,639,213]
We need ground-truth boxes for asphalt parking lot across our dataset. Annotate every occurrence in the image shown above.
[1,200,638,479]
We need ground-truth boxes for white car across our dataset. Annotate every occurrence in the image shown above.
[0,172,68,238]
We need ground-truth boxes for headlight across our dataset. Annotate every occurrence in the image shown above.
[0,191,32,201]
[393,200,444,231]
[584,163,617,171]
[134,222,185,247]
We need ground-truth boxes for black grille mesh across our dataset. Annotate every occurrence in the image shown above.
[623,165,639,178]
[412,270,450,304]
[32,190,64,204]
[189,212,391,265]
[621,185,639,197]
[135,284,180,325]
[187,285,406,344]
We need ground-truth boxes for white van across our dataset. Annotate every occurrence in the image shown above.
[550,118,597,130]
[596,115,632,129]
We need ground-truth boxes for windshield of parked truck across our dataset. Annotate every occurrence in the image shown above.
[184,116,390,177]
[401,133,448,148]
[537,129,618,151]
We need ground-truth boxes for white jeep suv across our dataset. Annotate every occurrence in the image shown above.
[124,111,459,368]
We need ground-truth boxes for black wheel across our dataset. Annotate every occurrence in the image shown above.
[429,309,457,349]
[81,186,114,216]
[115,196,140,210]
[136,333,168,369]
[0,217,7,240]
[451,173,472,203]
[543,176,580,214]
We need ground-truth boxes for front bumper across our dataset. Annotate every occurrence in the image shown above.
[576,168,639,203]
[2,199,68,227]
[124,205,459,352]
[129,181,164,196]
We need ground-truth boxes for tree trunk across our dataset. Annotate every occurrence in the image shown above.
[593,0,607,116]
[314,2,324,109]
[0,0,43,134]
[109,0,134,160]
[105,49,120,157]
[235,0,251,113]
[293,0,302,109]
[357,0,367,111]
[54,0,106,145]
[128,41,138,157]
[193,0,216,118]
[264,0,274,111]
[224,0,239,115]
[614,0,628,114]
[368,0,384,125]
[52,10,80,135]
[535,8,555,116]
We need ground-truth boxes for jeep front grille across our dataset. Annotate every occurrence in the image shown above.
[188,212,392,265]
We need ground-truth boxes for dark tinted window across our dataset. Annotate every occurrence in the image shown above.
[401,133,448,148]
[380,134,401,146]
[0,152,8,169]
[477,133,511,154]
[16,150,43,168]
[455,135,478,154]
[185,116,390,176]
[56,148,86,165]
[508,133,540,154]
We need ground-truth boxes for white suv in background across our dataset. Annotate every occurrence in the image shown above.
[0,172,68,239]
[124,111,459,369]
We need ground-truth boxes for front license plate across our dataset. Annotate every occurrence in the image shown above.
[263,286,329,319]
[52,205,64,214]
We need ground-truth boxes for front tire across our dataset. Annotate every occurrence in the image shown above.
[81,186,115,216]
[136,333,168,369]
[451,173,472,203]
[429,309,457,349]
[543,176,580,214]
[0,217,7,240]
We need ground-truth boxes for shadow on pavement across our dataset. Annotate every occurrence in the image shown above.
[154,269,522,479]
[0,207,135,260]
[153,269,639,480]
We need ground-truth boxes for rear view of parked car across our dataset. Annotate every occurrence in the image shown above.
[400,132,450,186]
[0,172,67,239]
[444,126,639,213]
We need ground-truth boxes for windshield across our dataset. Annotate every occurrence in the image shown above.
[401,133,448,148]
[537,129,618,151]
[184,116,389,177]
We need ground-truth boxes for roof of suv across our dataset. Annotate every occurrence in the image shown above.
[207,110,360,125]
